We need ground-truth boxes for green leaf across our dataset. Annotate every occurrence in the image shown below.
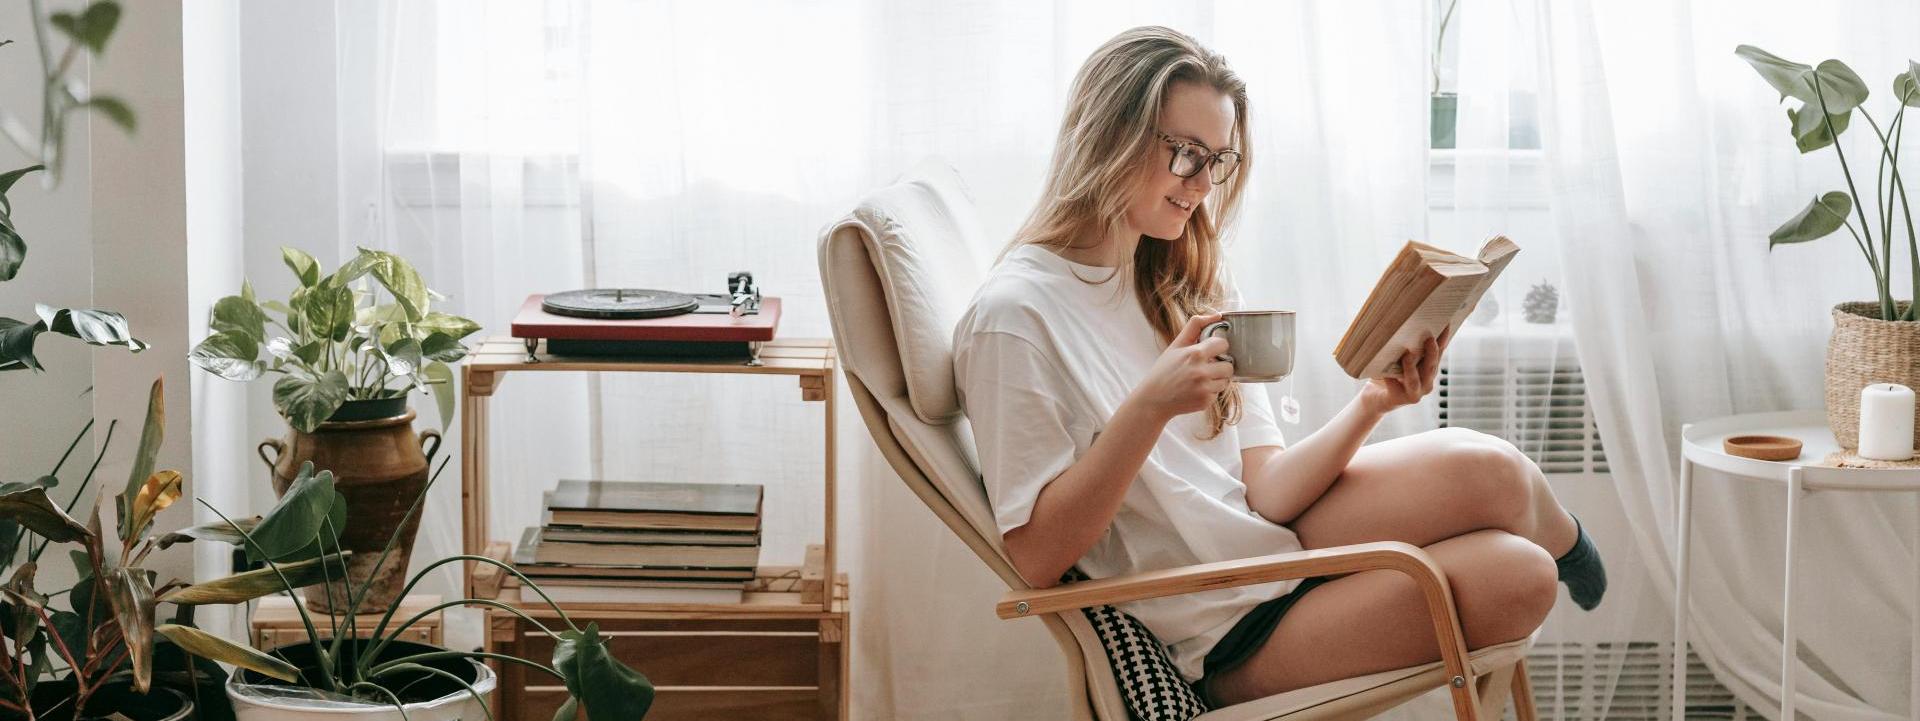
[420,332,465,363]
[211,295,269,344]
[84,96,136,133]
[417,311,481,340]
[1770,192,1854,247]
[0,486,90,543]
[553,699,579,721]
[274,370,349,434]
[359,248,430,321]
[155,623,300,683]
[120,378,165,540]
[1897,61,1920,107]
[0,317,41,371]
[42,306,147,352]
[0,165,45,218]
[243,462,345,563]
[105,568,157,692]
[189,331,264,382]
[1788,105,1851,153]
[1811,59,1869,113]
[282,246,321,288]
[49,1,122,55]
[302,284,355,343]
[0,223,21,282]
[553,623,654,721]
[1736,46,1869,113]
[424,361,456,429]
[384,336,423,378]
[159,552,351,604]
[1737,45,1815,102]
[262,299,295,318]
[155,516,260,550]
[50,610,87,669]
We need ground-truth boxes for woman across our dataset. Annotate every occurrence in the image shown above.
[951,26,1606,707]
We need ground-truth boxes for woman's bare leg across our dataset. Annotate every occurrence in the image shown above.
[1289,427,1579,557]
[1205,530,1556,706]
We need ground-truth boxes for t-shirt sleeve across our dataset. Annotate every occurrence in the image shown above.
[954,330,1095,537]
[1238,385,1287,450]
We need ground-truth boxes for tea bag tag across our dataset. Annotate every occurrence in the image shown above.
[1278,375,1301,425]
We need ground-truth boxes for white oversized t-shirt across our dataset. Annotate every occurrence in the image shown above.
[951,243,1301,681]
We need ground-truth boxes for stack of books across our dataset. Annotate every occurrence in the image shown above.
[513,479,763,604]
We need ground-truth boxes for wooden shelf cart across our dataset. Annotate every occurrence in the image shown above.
[460,336,848,720]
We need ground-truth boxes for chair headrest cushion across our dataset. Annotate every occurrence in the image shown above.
[820,162,988,425]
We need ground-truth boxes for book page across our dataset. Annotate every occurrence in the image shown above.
[1362,276,1478,378]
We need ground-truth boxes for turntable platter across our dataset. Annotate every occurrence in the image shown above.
[540,289,700,319]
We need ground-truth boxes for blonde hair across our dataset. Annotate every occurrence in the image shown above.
[1010,26,1253,439]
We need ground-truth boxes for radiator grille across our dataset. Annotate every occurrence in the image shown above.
[1438,362,1608,474]
[1512,642,1752,720]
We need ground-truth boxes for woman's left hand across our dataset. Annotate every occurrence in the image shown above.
[1358,325,1453,415]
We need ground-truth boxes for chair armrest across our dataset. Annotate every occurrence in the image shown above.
[997,540,1483,718]
[995,541,1445,619]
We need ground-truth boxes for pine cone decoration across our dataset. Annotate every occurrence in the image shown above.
[1523,279,1559,324]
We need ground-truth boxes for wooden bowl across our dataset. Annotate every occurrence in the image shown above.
[1723,434,1803,461]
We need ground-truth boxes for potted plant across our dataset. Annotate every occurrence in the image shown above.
[1738,46,1920,450]
[1430,0,1461,150]
[4,377,654,720]
[189,248,480,614]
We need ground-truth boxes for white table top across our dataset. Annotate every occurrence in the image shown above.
[1681,410,1920,490]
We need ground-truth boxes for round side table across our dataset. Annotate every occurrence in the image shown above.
[1676,410,1920,721]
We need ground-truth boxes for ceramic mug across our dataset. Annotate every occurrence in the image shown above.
[1202,310,1295,382]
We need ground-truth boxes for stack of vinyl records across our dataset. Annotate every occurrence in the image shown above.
[514,479,762,604]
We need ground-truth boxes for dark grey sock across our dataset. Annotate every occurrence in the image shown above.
[1555,517,1606,611]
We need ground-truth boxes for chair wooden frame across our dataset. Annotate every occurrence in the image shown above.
[845,370,1535,721]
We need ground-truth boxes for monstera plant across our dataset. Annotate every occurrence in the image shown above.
[189,246,481,433]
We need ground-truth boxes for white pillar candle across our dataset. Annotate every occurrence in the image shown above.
[1859,383,1916,461]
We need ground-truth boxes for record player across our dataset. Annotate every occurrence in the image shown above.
[510,272,781,364]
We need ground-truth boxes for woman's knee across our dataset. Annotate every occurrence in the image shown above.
[1432,430,1538,527]
[1444,531,1557,645]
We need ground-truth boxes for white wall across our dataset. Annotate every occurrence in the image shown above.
[91,0,195,589]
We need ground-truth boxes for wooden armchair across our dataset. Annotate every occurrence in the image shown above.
[818,161,1538,720]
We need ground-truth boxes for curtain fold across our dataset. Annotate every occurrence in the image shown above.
[1540,0,1920,718]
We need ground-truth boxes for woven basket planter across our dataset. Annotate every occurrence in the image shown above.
[1826,301,1920,449]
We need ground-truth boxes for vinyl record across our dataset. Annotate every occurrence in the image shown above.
[541,289,700,319]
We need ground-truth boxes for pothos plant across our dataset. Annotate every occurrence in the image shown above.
[188,246,482,433]
[1739,46,1920,321]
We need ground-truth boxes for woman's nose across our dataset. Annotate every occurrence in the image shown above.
[1183,169,1211,193]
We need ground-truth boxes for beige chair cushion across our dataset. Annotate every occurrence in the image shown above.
[819,160,988,426]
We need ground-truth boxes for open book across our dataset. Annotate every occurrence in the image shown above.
[1333,236,1520,379]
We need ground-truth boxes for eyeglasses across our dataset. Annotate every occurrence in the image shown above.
[1156,130,1242,185]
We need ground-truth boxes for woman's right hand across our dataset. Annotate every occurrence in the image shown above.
[1130,313,1234,421]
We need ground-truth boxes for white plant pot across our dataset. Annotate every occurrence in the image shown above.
[227,658,497,721]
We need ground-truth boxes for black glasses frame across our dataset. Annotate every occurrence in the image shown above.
[1156,130,1242,185]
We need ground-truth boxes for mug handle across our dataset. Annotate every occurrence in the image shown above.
[1200,320,1234,364]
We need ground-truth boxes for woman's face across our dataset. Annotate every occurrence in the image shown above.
[1125,80,1236,242]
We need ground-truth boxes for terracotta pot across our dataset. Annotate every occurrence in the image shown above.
[1825,301,1920,449]
[258,404,441,614]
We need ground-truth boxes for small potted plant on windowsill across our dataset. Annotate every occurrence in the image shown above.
[189,248,481,615]
[1430,0,1461,150]
[1737,46,1920,450]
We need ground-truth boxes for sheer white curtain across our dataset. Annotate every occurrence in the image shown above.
[1540,0,1920,718]
[324,1,1673,718]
